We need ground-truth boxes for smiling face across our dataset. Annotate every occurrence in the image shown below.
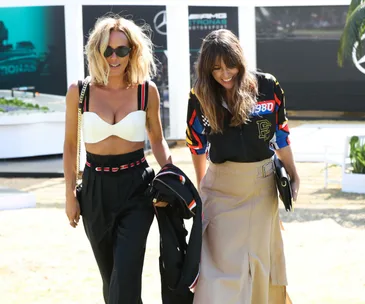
[211,58,239,92]
[104,30,131,77]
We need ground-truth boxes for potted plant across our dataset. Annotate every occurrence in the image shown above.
[342,136,365,193]
[349,136,365,174]
[337,1,365,193]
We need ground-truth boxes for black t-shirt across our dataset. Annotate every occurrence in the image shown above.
[186,72,290,163]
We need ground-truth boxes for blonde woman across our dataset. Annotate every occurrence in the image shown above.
[186,29,299,303]
[63,15,171,303]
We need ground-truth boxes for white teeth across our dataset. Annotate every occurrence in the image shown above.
[110,64,120,67]
[222,77,232,82]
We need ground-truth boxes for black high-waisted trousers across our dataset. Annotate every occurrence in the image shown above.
[79,148,155,304]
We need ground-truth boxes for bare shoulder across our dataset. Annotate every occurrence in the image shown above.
[66,82,80,107]
[147,80,159,96]
[147,80,160,107]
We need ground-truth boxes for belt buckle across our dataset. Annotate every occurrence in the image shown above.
[261,165,266,178]
[262,162,273,177]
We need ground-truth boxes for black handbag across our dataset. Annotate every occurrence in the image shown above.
[75,77,90,209]
[273,155,293,212]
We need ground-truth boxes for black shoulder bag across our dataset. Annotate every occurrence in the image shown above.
[273,155,293,212]
[75,78,90,208]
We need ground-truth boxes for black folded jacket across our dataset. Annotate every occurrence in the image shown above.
[273,155,293,212]
[146,163,202,303]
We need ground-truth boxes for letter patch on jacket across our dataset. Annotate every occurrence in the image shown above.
[257,119,272,141]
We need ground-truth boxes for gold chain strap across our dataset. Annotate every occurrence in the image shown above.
[76,77,90,182]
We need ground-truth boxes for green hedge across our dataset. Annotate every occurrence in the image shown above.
[0,98,49,113]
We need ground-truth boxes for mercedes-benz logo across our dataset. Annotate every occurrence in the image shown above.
[154,10,167,35]
[352,34,365,74]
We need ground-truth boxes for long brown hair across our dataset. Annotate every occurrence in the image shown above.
[194,29,258,133]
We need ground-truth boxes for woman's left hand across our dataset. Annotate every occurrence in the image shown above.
[274,146,300,203]
[290,177,300,202]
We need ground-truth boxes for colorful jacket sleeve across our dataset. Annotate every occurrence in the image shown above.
[185,89,208,155]
[272,77,291,149]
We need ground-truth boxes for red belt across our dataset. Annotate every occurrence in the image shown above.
[86,156,146,172]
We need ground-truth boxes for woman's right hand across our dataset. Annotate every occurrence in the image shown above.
[66,195,81,228]
[153,201,169,207]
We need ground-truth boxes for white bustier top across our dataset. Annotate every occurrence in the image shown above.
[79,80,149,144]
[82,110,146,143]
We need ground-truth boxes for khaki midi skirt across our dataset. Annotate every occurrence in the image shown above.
[193,158,290,304]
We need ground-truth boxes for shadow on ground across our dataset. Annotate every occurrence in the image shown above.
[36,202,65,209]
[280,207,365,229]
[312,188,365,201]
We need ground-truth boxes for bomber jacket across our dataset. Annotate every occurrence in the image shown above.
[186,72,291,163]
[147,163,202,304]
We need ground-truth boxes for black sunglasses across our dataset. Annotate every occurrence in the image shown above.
[103,46,131,58]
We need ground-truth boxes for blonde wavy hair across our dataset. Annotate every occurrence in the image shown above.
[85,14,157,86]
[194,29,258,133]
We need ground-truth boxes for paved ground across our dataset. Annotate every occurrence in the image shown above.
[0,144,365,304]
